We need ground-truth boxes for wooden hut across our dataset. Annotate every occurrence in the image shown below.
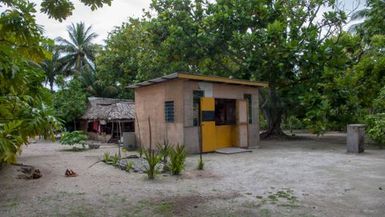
[80,97,135,143]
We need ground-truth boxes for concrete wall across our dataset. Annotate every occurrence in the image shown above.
[134,79,184,149]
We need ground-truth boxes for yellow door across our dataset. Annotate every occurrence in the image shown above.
[200,97,216,152]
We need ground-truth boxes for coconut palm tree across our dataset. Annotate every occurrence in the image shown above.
[41,45,65,92]
[78,65,118,98]
[57,22,98,74]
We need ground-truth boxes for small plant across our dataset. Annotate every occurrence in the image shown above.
[157,140,171,172]
[103,152,111,162]
[60,131,88,149]
[168,144,186,175]
[125,160,133,172]
[197,156,204,170]
[143,148,162,179]
[111,153,120,166]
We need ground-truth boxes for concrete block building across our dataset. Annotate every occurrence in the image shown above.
[129,73,268,153]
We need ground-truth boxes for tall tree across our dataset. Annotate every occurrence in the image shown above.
[57,22,98,73]
[41,45,65,91]
[0,0,111,164]
[146,0,347,137]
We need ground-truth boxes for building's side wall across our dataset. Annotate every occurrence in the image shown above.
[134,79,184,148]
[183,81,261,153]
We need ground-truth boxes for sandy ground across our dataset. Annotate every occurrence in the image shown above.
[0,133,384,217]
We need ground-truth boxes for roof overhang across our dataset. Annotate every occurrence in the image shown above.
[127,72,269,88]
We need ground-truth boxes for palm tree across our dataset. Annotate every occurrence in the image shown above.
[41,45,64,92]
[57,22,98,74]
[78,66,118,98]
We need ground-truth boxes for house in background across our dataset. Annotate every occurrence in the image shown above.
[129,73,268,153]
[80,97,135,143]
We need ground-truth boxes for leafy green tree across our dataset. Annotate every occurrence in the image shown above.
[145,0,347,137]
[57,22,98,73]
[78,66,119,98]
[0,0,112,164]
[0,0,63,164]
[96,18,165,96]
[54,78,87,130]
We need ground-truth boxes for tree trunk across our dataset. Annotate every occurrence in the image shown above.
[50,81,54,92]
[259,87,287,139]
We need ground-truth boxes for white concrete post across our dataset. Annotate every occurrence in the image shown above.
[347,124,365,153]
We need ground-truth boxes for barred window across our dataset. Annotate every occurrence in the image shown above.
[164,101,175,122]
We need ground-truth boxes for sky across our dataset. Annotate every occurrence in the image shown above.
[34,0,152,44]
[32,0,363,45]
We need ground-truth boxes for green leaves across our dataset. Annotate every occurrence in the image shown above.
[168,144,186,175]
[40,0,112,21]
[60,131,87,146]
[366,114,385,148]
[40,0,75,22]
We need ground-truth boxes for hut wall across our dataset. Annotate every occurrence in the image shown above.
[134,79,184,148]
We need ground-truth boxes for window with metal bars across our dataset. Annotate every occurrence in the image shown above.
[164,101,175,122]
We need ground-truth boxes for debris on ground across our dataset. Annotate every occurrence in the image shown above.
[16,165,42,179]
[65,169,78,177]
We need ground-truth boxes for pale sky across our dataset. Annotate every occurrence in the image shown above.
[31,0,362,45]
[34,0,152,44]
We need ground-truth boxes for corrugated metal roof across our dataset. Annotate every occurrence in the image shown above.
[127,72,268,88]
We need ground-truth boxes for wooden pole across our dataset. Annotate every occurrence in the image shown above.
[148,116,152,150]
[199,101,203,163]
[135,113,142,149]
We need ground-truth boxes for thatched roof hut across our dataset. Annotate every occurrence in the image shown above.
[81,97,135,121]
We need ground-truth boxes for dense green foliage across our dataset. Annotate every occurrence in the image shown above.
[365,86,385,147]
[60,131,87,147]
[0,0,63,164]
[97,0,350,137]
[53,78,87,129]
[0,0,111,164]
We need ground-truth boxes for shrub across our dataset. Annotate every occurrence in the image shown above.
[60,131,87,149]
[157,140,172,172]
[111,153,120,166]
[366,113,385,148]
[143,148,162,179]
[103,152,110,162]
[125,160,133,172]
[168,144,186,175]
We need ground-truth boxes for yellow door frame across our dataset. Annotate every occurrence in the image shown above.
[200,97,216,152]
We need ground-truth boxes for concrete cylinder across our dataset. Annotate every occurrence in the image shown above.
[347,124,365,153]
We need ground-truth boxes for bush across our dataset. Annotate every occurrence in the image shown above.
[103,152,110,162]
[168,144,186,175]
[125,160,133,172]
[111,153,120,166]
[366,113,385,148]
[143,148,162,179]
[60,131,87,149]
[157,140,172,172]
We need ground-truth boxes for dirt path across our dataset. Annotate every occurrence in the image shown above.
[1,133,384,217]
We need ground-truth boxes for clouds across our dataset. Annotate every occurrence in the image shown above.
[34,0,151,44]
